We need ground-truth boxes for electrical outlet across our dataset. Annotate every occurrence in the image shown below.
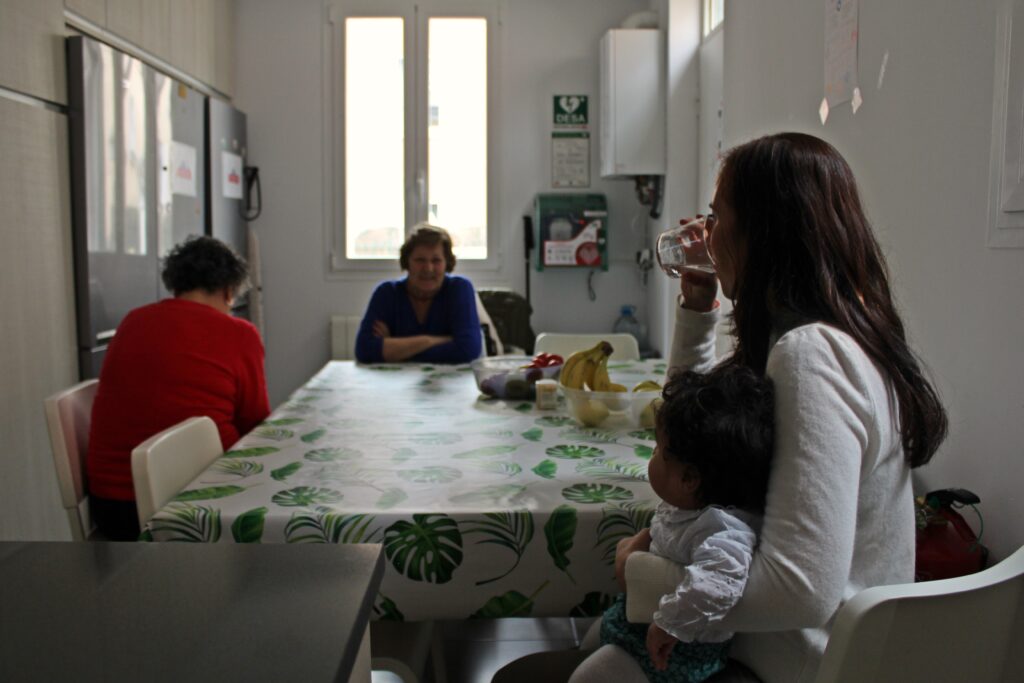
[637,248,654,286]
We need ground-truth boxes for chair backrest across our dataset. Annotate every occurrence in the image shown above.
[813,544,1024,683]
[43,379,99,541]
[131,416,223,528]
[472,290,503,356]
[534,332,641,361]
[477,288,535,355]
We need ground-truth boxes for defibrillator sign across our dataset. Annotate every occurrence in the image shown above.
[553,95,588,127]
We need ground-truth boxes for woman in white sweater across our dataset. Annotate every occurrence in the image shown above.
[568,132,949,683]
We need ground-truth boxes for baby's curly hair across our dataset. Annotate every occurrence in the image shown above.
[655,364,775,512]
[161,235,249,296]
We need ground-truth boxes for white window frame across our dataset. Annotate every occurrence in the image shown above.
[702,0,724,39]
[323,0,501,277]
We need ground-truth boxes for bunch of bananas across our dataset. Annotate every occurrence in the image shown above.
[590,353,629,392]
[559,341,615,390]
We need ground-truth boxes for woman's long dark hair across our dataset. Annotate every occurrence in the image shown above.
[718,132,947,468]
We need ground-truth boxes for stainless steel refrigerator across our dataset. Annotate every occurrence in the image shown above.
[206,97,252,322]
[67,36,207,378]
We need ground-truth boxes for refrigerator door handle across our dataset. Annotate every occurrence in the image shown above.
[241,166,262,221]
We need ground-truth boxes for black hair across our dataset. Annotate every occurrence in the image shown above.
[655,364,775,512]
[161,235,250,297]
[399,223,456,272]
[718,132,947,468]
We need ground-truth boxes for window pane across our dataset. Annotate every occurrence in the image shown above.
[703,0,724,36]
[428,18,487,260]
[345,18,405,259]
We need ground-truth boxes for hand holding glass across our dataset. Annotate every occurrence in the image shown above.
[656,217,715,277]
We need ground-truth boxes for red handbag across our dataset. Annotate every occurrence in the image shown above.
[914,488,989,582]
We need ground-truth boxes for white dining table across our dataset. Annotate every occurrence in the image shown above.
[142,359,668,621]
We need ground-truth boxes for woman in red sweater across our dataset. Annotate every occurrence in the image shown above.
[87,235,270,540]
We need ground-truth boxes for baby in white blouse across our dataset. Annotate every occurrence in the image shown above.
[601,363,775,683]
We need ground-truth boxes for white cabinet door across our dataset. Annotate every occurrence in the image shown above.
[170,0,198,81]
[0,96,78,539]
[212,0,234,95]
[0,0,67,104]
[65,0,106,27]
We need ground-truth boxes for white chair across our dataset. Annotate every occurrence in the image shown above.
[43,379,100,540]
[534,332,641,361]
[812,543,1024,683]
[131,416,223,528]
[623,544,1024,683]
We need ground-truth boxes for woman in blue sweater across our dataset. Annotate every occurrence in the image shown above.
[355,223,482,363]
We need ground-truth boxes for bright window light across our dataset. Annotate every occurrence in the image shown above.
[703,0,724,37]
[428,18,488,260]
[335,4,494,266]
[344,18,406,259]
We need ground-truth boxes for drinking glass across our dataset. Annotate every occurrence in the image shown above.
[655,217,715,277]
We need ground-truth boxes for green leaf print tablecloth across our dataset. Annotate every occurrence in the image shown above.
[142,360,669,620]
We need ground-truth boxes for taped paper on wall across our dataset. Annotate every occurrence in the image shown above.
[170,141,197,197]
[222,151,243,199]
[824,0,859,107]
[552,132,590,188]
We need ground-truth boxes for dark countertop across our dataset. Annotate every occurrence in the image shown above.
[0,541,384,682]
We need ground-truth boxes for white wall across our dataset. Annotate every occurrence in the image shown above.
[234,0,654,407]
[646,0,700,357]
[720,1,1024,561]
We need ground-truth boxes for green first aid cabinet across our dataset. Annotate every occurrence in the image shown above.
[534,193,608,271]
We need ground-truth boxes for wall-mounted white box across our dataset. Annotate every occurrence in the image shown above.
[599,28,666,178]
[987,0,1024,248]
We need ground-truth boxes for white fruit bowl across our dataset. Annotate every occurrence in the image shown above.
[472,356,562,399]
[561,385,661,429]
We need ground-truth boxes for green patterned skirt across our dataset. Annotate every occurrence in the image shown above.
[599,594,729,683]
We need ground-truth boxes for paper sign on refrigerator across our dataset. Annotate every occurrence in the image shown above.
[222,151,243,200]
[170,141,197,197]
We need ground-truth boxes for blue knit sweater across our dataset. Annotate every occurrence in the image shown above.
[354,274,482,363]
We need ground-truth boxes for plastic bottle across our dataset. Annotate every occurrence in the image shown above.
[613,305,648,352]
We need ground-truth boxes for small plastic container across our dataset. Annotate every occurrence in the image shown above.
[472,356,562,399]
[561,385,661,428]
[535,379,559,410]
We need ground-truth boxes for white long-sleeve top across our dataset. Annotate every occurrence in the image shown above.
[649,503,759,644]
[668,305,914,683]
